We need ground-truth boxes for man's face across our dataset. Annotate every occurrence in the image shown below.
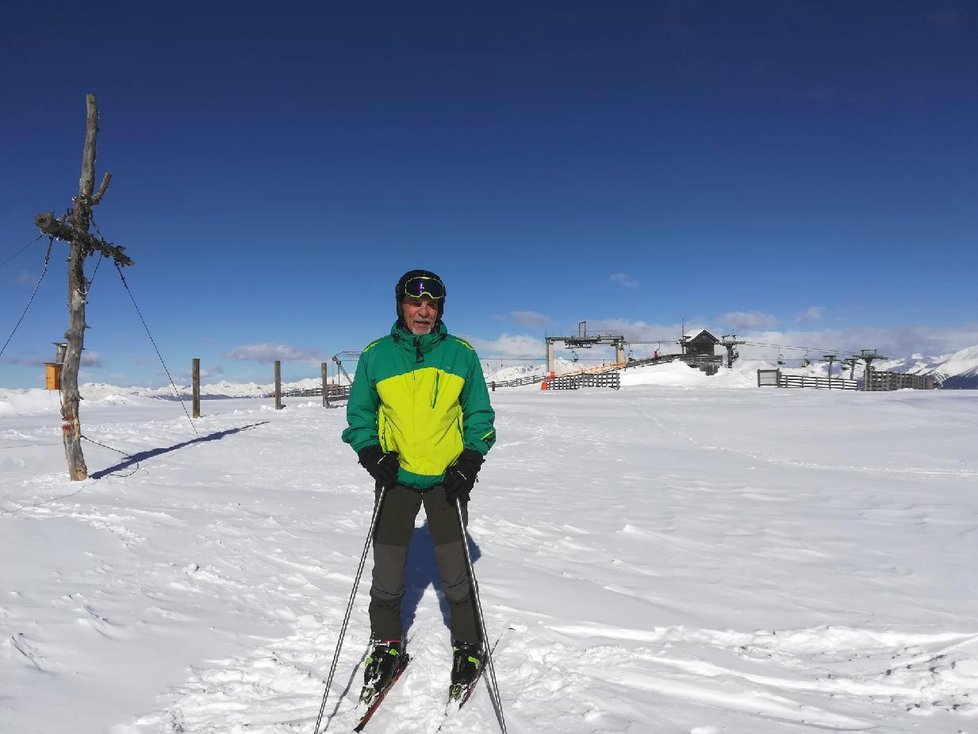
[401,296,439,335]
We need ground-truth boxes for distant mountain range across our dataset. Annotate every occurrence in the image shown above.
[875,344,978,389]
[828,345,978,390]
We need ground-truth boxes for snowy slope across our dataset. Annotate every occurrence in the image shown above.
[2,378,978,733]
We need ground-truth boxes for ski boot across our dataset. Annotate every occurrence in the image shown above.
[449,640,484,699]
[360,639,403,704]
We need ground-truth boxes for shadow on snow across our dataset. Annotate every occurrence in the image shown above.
[89,422,269,479]
[401,520,483,638]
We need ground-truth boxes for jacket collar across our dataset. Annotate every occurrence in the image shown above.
[390,321,448,351]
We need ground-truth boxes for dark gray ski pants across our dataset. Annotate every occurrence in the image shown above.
[369,483,480,644]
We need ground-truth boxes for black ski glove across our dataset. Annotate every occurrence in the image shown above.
[357,445,400,487]
[443,449,484,504]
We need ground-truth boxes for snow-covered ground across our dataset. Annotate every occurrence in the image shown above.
[2,361,977,733]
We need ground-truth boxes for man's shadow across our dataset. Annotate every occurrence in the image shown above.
[400,520,482,637]
[324,517,485,729]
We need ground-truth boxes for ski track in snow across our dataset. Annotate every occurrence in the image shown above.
[2,382,978,733]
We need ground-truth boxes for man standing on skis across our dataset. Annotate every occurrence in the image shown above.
[342,269,496,697]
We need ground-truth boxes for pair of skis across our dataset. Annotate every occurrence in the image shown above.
[313,492,507,733]
[352,637,500,732]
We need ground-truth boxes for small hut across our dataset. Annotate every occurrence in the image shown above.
[682,330,720,359]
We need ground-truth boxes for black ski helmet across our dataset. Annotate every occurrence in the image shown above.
[394,269,447,324]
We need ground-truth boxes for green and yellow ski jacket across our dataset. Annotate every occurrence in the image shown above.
[342,322,496,489]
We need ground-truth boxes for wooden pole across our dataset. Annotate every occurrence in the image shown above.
[33,95,131,480]
[59,95,103,481]
[192,358,201,418]
[274,360,283,410]
[321,361,328,408]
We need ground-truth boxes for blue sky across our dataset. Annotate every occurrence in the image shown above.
[2,0,977,388]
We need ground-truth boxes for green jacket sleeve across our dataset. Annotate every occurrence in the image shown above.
[459,353,496,456]
[341,349,380,452]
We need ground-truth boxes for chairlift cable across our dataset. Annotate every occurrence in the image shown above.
[743,340,854,356]
[113,261,199,438]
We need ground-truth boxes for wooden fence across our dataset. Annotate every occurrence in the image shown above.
[543,370,621,390]
[757,369,780,387]
[489,373,548,389]
[868,371,938,391]
[780,373,859,390]
[758,369,937,391]
[264,383,352,407]
[623,353,682,369]
[757,369,859,390]
[490,361,628,390]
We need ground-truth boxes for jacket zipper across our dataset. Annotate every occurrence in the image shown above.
[413,337,424,364]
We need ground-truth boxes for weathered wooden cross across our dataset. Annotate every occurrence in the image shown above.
[34,94,134,481]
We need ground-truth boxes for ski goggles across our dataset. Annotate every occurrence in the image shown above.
[401,275,446,300]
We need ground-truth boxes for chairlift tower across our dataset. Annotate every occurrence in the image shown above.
[332,351,361,385]
[545,320,625,373]
[842,356,858,379]
[859,349,886,391]
[823,354,837,389]
[720,334,746,368]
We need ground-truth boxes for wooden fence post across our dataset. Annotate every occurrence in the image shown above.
[192,358,201,418]
[274,360,283,410]
[321,361,329,408]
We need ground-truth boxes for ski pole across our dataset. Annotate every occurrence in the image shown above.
[313,484,387,734]
[455,499,508,734]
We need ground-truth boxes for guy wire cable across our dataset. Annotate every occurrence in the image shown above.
[0,232,45,272]
[0,237,54,360]
[113,261,200,438]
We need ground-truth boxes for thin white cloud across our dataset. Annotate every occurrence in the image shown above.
[226,344,324,363]
[1,350,105,368]
[719,311,777,330]
[609,273,639,289]
[509,310,551,328]
[171,363,226,384]
[0,353,43,367]
[16,270,36,287]
[196,363,225,380]
[464,333,547,359]
[798,307,824,323]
